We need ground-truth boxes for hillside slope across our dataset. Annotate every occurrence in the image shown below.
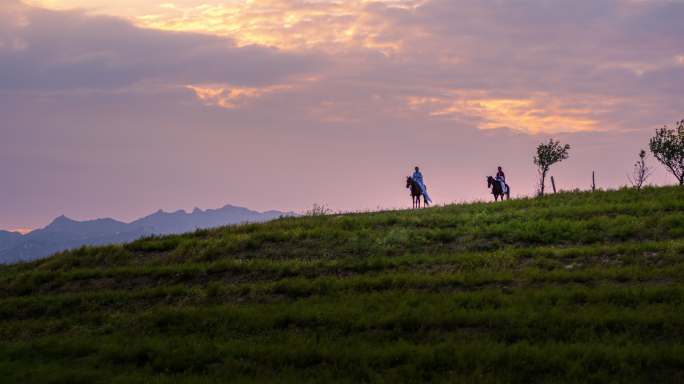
[1,187,684,383]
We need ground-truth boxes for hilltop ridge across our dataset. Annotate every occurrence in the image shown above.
[1,187,683,383]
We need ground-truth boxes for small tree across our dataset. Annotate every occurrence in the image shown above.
[627,149,652,190]
[649,120,684,186]
[533,139,570,196]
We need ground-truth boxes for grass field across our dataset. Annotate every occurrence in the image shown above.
[1,187,684,383]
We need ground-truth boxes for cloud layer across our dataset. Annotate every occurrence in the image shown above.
[1,0,683,229]
[1,1,324,91]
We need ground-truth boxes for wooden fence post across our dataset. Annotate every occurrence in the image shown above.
[551,176,557,194]
[592,171,596,192]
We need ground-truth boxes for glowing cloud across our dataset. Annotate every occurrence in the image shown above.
[407,93,604,134]
[186,83,293,108]
[134,0,412,53]
[26,0,420,53]
[185,74,320,108]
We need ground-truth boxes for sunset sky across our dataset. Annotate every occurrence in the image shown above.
[2,0,683,231]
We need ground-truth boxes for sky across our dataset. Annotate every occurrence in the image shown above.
[1,0,683,231]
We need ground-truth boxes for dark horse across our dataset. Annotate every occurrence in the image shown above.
[487,176,511,201]
[406,176,428,208]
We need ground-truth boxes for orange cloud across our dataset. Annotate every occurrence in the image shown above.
[186,71,321,108]
[27,0,420,54]
[135,0,413,53]
[407,93,606,134]
[186,83,293,108]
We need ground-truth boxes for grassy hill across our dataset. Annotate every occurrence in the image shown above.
[2,187,684,383]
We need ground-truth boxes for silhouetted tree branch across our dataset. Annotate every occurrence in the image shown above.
[306,203,332,216]
[627,149,652,190]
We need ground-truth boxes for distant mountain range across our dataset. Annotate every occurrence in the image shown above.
[0,205,295,264]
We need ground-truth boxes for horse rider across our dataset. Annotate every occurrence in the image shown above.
[496,166,508,193]
[412,166,432,205]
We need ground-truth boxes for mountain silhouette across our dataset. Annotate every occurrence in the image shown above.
[0,205,294,264]
[0,231,23,254]
[129,205,277,235]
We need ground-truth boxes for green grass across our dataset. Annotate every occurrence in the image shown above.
[1,186,684,383]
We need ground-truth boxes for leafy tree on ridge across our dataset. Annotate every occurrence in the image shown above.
[649,119,684,186]
[534,139,570,196]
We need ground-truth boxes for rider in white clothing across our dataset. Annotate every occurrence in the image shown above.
[412,166,432,204]
[496,166,508,193]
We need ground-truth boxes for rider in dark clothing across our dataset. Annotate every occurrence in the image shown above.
[496,166,506,182]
